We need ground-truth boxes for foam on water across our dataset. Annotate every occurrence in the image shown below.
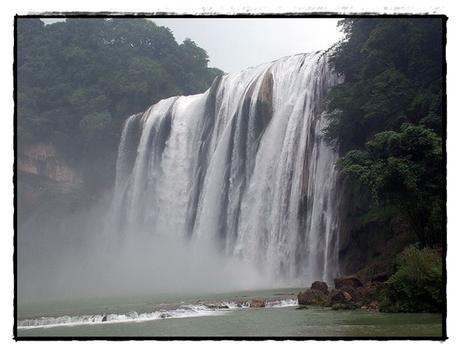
[18,298,299,330]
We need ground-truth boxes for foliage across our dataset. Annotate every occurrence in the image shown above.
[326,19,444,246]
[379,245,442,312]
[17,18,223,191]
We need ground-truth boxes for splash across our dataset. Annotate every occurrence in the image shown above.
[109,52,340,286]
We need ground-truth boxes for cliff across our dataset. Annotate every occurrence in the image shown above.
[17,143,83,221]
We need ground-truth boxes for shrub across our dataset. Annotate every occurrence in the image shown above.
[379,245,442,312]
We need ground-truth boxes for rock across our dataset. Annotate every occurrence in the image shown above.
[328,289,353,305]
[361,301,380,312]
[331,303,356,310]
[296,306,309,310]
[367,301,380,312]
[101,315,107,322]
[298,289,327,306]
[311,281,328,294]
[249,299,265,308]
[340,285,364,302]
[18,143,80,183]
[236,300,249,308]
[205,303,230,309]
[334,275,363,289]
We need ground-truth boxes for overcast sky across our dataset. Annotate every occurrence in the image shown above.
[152,19,343,73]
[43,18,344,73]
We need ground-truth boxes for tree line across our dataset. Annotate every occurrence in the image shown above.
[17,18,222,192]
[326,18,444,247]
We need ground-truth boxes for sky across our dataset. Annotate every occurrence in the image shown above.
[151,19,344,73]
[43,18,344,73]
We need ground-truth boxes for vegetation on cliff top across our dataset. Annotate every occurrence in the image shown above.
[326,18,444,247]
[17,18,222,192]
[326,19,444,312]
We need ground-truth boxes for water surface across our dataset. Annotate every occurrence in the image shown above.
[18,288,442,338]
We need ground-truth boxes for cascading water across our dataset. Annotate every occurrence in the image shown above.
[109,51,340,286]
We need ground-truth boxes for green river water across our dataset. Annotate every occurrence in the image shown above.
[17,288,443,338]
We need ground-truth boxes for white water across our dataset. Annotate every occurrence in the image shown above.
[109,51,340,287]
[18,299,299,329]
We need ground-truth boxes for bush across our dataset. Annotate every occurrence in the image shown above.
[379,245,442,312]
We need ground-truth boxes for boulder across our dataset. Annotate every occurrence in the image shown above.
[311,281,329,294]
[298,289,327,306]
[340,285,364,302]
[249,299,265,308]
[334,275,363,289]
[331,302,357,310]
[328,289,353,305]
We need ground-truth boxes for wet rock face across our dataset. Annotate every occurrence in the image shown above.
[334,275,363,289]
[311,281,329,294]
[17,142,83,221]
[248,71,274,144]
[18,143,79,184]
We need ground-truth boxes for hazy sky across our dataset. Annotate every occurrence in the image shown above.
[42,18,344,73]
[152,18,343,73]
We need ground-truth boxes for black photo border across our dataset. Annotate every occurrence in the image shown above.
[13,12,448,341]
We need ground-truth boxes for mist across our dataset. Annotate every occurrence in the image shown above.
[17,191,275,304]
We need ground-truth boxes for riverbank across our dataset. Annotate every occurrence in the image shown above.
[17,288,442,338]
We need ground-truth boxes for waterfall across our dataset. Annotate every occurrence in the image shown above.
[109,51,340,285]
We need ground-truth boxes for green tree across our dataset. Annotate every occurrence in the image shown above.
[326,18,444,246]
[17,18,223,193]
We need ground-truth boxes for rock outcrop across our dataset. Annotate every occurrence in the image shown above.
[298,277,383,311]
[18,143,80,184]
[311,281,329,294]
[298,289,327,306]
[328,289,353,304]
[298,281,330,305]
[18,142,83,221]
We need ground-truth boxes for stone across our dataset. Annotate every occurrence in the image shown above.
[249,299,265,308]
[311,281,329,294]
[296,306,310,310]
[298,289,327,306]
[205,303,230,309]
[331,303,356,310]
[362,301,380,312]
[328,289,353,304]
[334,275,363,289]
[340,285,364,302]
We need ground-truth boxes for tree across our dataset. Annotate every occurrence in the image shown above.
[326,18,444,246]
[17,18,223,193]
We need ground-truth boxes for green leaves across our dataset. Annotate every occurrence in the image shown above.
[380,245,442,312]
[326,19,443,246]
[17,18,223,192]
[338,123,442,244]
[80,111,113,135]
